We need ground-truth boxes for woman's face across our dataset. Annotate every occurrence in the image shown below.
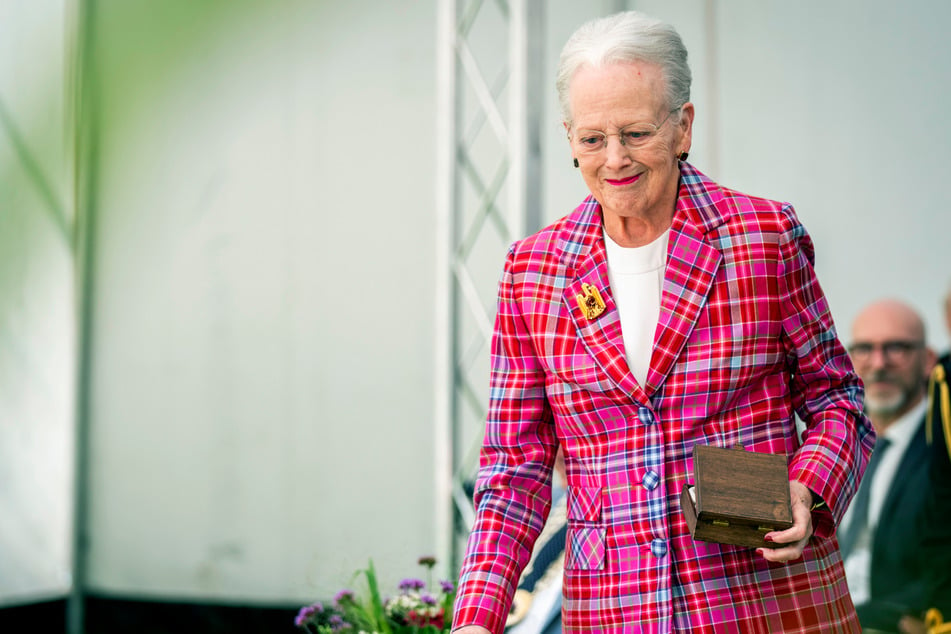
[567,61,693,228]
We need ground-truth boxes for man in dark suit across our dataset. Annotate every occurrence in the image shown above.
[907,356,951,633]
[843,299,939,632]
[901,290,951,632]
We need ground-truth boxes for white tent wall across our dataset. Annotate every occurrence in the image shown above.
[709,0,951,351]
[0,0,76,607]
[81,0,442,604]
[2,0,950,616]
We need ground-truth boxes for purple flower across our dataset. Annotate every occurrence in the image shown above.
[439,580,455,594]
[294,601,328,628]
[333,589,355,605]
[399,578,426,592]
[294,605,316,627]
[420,593,437,605]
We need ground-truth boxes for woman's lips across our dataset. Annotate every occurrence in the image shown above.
[605,174,640,186]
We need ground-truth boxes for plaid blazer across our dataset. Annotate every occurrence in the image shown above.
[453,163,874,633]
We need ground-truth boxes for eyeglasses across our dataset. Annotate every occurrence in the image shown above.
[847,340,924,364]
[570,106,681,154]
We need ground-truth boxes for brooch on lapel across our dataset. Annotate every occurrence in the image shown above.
[575,283,606,320]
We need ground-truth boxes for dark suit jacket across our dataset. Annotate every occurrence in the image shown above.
[918,355,951,618]
[856,414,933,631]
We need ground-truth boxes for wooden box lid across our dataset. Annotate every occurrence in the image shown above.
[681,444,793,549]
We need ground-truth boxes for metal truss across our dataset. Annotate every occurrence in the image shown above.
[434,0,545,573]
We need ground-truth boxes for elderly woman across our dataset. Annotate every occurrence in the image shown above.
[452,10,873,634]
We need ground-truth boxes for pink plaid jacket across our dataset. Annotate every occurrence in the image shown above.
[452,164,874,633]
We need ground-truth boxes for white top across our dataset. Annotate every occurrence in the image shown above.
[841,398,927,605]
[603,229,669,387]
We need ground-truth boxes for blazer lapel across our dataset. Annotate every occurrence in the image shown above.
[559,201,641,398]
[559,164,729,400]
[644,176,725,395]
[564,238,641,398]
[879,418,928,518]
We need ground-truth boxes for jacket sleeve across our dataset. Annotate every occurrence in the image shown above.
[451,246,559,634]
[774,205,875,539]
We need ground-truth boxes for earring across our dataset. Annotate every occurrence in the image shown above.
[573,158,579,168]
[678,152,689,161]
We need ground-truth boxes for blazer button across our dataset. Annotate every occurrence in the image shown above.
[637,406,655,425]
[642,470,660,490]
[651,538,667,557]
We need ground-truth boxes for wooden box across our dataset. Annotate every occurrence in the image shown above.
[680,444,793,549]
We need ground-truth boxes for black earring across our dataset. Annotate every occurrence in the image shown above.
[573,158,579,168]
[678,152,689,161]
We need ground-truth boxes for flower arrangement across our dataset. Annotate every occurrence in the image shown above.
[294,556,456,634]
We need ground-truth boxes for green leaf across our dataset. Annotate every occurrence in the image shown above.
[363,559,393,634]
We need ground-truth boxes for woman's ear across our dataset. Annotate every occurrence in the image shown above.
[677,102,695,156]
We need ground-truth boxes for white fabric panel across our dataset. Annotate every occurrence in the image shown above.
[0,0,75,607]
[84,1,440,603]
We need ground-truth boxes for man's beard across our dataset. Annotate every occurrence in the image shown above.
[865,389,911,417]
[863,371,918,417]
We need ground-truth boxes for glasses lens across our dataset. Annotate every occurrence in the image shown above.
[576,132,605,153]
[573,121,660,154]
[848,341,922,362]
[882,341,919,358]
[619,124,655,147]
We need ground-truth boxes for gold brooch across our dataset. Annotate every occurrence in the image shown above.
[575,283,606,320]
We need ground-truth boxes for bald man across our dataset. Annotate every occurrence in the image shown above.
[843,299,938,632]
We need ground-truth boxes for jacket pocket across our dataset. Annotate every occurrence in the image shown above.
[565,526,605,570]
[565,486,604,570]
[567,486,602,522]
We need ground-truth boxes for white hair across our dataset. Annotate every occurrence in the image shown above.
[556,11,692,125]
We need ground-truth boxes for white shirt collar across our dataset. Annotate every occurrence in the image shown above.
[879,397,927,453]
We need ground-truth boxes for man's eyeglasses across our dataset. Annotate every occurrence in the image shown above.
[847,340,924,363]
[569,106,682,154]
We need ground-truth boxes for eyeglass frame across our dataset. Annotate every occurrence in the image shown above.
[567,105,683,154]
[846,340,925,363]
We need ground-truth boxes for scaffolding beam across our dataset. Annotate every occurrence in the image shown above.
[434,0,545,576]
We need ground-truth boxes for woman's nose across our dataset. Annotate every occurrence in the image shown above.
[602,136,632,168]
